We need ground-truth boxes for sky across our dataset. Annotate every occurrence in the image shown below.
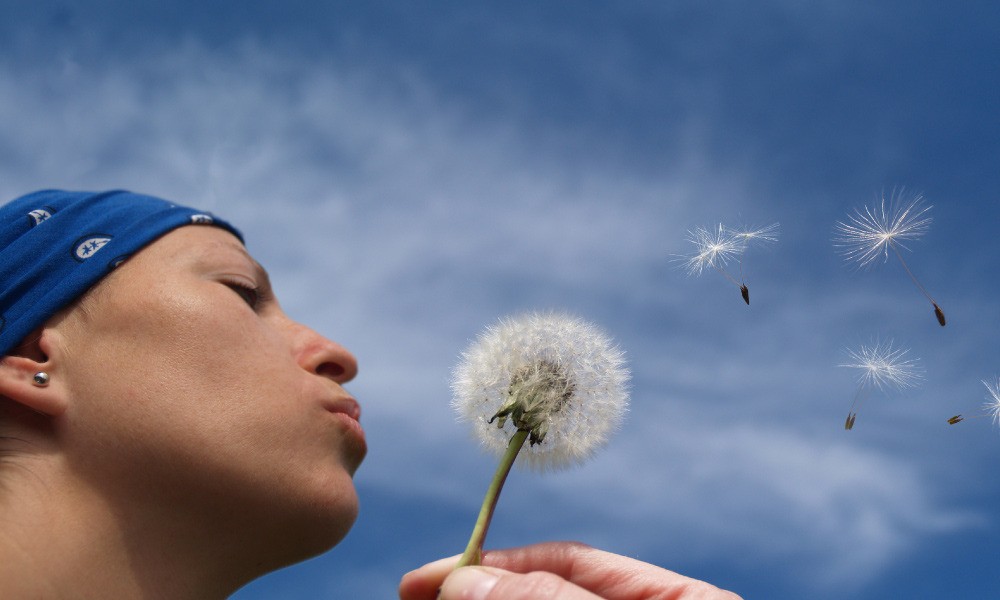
[2,1,999,598]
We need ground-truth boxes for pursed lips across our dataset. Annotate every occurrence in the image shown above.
[324,396,361,422]
[324,396,367,461]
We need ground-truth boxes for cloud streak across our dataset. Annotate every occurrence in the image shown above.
[2,20,998,599]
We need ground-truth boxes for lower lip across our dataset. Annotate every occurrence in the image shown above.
[328,410,367,447]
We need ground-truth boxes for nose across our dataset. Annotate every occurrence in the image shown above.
[290,321,358,384]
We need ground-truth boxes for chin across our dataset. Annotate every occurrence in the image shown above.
[301,480,361,555]
[258,499,357,580]
[248,472,360,572]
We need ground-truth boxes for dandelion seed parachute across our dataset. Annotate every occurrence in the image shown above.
[833,190,945,326]
[451,312,630,470]
[682,224,743,277]
[841,339,924,392]
[839,338,923,430]
[833,192,932,269]
[678,222,778,305]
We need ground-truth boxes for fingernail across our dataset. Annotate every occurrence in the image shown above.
[441,567,499,600]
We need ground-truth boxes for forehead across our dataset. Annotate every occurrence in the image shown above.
[138,225,251,265]
[90,226,256,296]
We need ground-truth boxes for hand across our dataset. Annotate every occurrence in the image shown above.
[398,541,742,600]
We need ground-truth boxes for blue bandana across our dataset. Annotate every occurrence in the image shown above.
[0,190,243,356]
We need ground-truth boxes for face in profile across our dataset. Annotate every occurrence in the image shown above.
[54,225,365,566]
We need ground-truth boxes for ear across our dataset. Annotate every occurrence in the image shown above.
[0,329,69,417]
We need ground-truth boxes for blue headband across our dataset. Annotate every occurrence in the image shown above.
[0,189,243,356]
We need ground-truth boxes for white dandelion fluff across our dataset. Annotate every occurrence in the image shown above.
[834,191,931,268]
[841,339,924,391]
[452,311,630,470]
[732,222,781,247]
[834,190,945,326]
[982,378,1000,428]
[839,338,923,430]
[682,224,744,277]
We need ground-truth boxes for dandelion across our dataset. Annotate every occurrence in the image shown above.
[449,312,630,568]
[840,338,923,430]
[834,190,946,326]
[680,221,779,305]
[947,377,1000,427]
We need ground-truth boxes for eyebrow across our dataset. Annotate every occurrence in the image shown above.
[252,259,273,291]
[237,247,273,291]
[209,242,274,290]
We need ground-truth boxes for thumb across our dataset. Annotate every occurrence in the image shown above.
[439,566,602,600]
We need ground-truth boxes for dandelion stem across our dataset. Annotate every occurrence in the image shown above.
[711,263,741,288]
[455,429,529,568]
[889,244,945,325]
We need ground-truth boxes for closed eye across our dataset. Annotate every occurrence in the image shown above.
[226,282,264,310]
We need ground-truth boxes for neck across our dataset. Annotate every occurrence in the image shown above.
[0,450,242,599]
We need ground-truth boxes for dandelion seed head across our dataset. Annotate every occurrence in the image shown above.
[982,378,1000,428]
[840,339,924,392]
[834,190,932,269]
[451,312,630,470]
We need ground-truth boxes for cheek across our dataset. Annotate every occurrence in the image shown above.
[64,288,297,462]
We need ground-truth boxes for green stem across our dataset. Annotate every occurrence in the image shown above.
[455,429,529,568]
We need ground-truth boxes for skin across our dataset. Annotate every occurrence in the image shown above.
[0,225,364,599]
[399,542,743,600]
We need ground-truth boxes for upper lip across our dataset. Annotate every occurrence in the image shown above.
[324,396,361,421]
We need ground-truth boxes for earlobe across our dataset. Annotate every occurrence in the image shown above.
[0,331,69,417]
[0,356,68,417]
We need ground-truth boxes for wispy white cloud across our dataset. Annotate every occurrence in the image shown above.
[2,33,995,599]
[563,416,980,589]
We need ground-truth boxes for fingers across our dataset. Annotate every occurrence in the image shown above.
[398,542,597,597]
[438,566,603,600]
[399,554,460,600]
[399,542,743,600]
[480,542,741,599]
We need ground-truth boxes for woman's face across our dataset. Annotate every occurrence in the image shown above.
[54,225,365,564]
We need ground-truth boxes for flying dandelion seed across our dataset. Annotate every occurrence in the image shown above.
[948,377,1000,428]
[839,339,923,430]
[679,221,778,305]
[834,190,946,326]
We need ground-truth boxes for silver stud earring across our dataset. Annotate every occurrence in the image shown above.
[32,372,50,387]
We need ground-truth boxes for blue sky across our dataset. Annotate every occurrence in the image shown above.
[3,2,999,598]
